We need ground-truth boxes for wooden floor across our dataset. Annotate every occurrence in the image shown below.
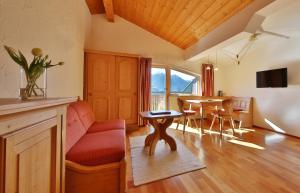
[126,121,300,193]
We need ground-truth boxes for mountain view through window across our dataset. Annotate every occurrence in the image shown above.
[170,70,198,94]
[151,68,198,94]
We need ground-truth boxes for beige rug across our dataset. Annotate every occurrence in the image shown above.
[129,132,206,186]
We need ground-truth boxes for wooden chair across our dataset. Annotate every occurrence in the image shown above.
[232,97,253,128]
[176,98,198,134]
[209,99,235,136]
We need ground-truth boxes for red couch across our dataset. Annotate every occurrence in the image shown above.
[65,101,126,193]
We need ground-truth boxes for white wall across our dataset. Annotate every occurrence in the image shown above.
[216,1,300,137]
[86,15,201,73]
[0,0,91,98]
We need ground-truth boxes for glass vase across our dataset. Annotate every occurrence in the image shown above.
[19,67,47,100]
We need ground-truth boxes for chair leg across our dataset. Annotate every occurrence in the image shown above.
[176,118,181,130]
[230,118,235,135]
[193,117,199,128]
[239,120,243,129]
[183,116,187,134]
[221,119,225,136]
[188,117,192,127]
[219,117,222,135]
[210,116,216,131]
[222,119,224,128]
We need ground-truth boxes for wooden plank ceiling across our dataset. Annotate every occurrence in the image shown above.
[86,0,254,49]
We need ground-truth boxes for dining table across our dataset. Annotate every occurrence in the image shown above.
[185,99,224,133]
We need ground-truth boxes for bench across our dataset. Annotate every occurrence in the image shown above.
[65,101,126,193]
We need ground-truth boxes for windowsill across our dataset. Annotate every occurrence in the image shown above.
[169,93,201,97]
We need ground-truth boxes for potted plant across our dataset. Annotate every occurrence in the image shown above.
[4,46,64,99]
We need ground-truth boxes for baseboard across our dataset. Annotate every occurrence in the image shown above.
[253,125,300,139]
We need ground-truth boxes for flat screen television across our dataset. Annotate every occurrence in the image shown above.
[256,68,287,88]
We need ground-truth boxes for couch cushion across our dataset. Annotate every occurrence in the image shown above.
[70,101,95,131]
[87,119,125,133]
[66,130,125,166]
[66,106,87,153]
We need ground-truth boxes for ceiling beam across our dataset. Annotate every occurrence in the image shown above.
[103,0,114,22]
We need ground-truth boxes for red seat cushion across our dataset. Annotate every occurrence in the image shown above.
[70,101,95,131]
[66,106,87,153]
[66,130,125,166]
[87,119,125,133]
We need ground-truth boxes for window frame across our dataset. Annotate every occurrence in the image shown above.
[151,64,201,109]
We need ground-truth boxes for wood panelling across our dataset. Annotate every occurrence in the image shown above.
[84,49,140,58]
[118,97,132,120]
[87,53,116,121]
[85,52,139,126]
[126,123,300,193]
[94,97,110,120]
[5,120,56,193]
[115,56,138,124]
[86,0,254,49]
[0,98,74,193]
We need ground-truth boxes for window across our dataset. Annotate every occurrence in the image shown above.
[150,66,200,111]
[170,69,199,95]
[151,68,166,93]
[151,68,166,110]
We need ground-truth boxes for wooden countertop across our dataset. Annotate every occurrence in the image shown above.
[0,97,77,116]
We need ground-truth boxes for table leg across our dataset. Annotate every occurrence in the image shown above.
[200,107,205,134]
[145,118,177,155]
[148,124,160,155]
[144,133,155,147]
[160,118,177,151]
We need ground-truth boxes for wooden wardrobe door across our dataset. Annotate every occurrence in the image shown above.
[115,56,138,125]
[86,53,116,121]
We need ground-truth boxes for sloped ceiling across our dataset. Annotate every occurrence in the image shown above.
[85,0,254,49]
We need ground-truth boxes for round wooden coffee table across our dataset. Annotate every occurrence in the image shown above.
[139,110,182,155]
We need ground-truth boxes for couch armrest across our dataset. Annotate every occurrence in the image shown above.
[66,160,120,174]
[66,158,127,193]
